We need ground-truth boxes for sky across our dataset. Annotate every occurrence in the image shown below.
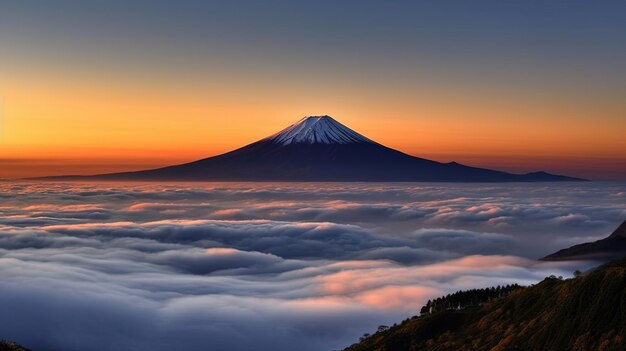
[1,181,623,350]
[0,0,625,179]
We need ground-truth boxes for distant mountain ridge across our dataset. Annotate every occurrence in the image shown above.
[542,220,626,261]
[41,115,584,182]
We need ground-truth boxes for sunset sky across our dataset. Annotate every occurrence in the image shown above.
[1,1,625,179]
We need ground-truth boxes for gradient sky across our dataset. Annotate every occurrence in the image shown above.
[1,0,625,179]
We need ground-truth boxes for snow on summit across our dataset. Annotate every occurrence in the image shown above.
[267,115,375,145]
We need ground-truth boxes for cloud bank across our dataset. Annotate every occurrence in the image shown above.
[0,181,623,351]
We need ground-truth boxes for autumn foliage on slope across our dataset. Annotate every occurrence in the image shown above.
[345,258,626,351]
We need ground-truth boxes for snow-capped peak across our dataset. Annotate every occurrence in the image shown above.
[266,115,376,145]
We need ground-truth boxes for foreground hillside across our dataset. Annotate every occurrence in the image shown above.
[344,258,626,351]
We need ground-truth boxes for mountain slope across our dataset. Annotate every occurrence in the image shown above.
[542,220,626,261]
[344,257,626,351]
[0,341,31,351]
[43,115,584,182]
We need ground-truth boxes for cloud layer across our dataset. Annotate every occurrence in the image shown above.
[0,181,623,351]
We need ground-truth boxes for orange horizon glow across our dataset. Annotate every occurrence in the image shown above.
[1,63,625,180]
[2,1,625,181]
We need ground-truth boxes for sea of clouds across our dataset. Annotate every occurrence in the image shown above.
[0,181,624,351]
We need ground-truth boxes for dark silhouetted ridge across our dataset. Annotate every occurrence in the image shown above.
[542,220,626,261]
[0,341,31,351]
[39,115,585,182]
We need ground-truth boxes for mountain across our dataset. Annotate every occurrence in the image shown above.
[0,341,31,351]
[44,115,584,182]
[344,257,626,351]
[542,220,626,261]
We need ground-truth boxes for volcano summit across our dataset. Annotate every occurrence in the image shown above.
[49,115,583,182]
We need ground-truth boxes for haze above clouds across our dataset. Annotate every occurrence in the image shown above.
[0,181,624,351]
